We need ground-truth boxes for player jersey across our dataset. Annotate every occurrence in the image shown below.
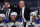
[3,19,8,23]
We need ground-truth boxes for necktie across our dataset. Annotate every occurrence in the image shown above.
[20,8,22,17]
[6,10,9,20]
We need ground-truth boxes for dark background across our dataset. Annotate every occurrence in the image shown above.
[0,0,40,12]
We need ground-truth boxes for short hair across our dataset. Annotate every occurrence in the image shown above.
[19,1,25,4]
[4,1,10,4]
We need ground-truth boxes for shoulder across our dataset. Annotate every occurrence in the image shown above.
[17,19,22,22]
[34,20,39,24]
[3,19,8,23]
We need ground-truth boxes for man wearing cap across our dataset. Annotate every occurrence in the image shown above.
[8,12,23,27]
[10,12,22,22]
[0,14,8,23]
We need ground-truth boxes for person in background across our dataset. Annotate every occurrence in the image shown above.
[0,14,8,23]
[10,12,22,22]
[32,15,40,24]
[17,1,30,27]
[9,12,23,27]
[30,12,39,24]
[32,16,39,24]
[0,1,14,21]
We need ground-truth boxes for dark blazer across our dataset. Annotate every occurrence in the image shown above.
[0,9,14,21]
[17,6,30,21]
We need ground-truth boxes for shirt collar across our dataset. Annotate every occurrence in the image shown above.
[7,9,11,11]
[22,6,25,10]
[9,9,11,10]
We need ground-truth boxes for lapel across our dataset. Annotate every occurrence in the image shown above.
[6,9,11,16]
[8,9,11,13]
[24,7,26,15]
[3,9,7,14]
[9,9,11,16]
[24,7,28,15]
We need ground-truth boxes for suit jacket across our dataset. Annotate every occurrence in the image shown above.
[17,6,30,21]
[0,9,14,21]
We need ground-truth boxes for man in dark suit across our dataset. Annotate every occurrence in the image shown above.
[17,1,30,22]
[0,2,13,21]
[17,1,30,27]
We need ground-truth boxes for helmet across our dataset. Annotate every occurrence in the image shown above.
[31,12,37,16]
[0,14,5,18]
[11,12,17,16]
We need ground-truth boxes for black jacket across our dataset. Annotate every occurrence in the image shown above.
[16,6,30,21]
[0,9,14,21]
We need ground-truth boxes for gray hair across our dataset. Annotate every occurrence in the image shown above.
[19,1,25,4]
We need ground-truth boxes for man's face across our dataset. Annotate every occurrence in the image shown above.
[11,15,16,21]
[19,2,24,8]
[5,2,9,8]
[0,17,3,21]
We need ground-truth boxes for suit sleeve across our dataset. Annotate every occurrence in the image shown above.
[24,8,30,21]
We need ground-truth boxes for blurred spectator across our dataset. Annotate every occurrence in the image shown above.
[16,1,30,27]
[0,14,8,23]
[10,12,17,22]
[17,1,30,21]
[10,12,22,22]
[0,1,14,21]
[9,12,23,27]
[30,11,39,24]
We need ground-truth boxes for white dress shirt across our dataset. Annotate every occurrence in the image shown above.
[22,6,27,22]
[6,9,11,16]
[6,9,11,20]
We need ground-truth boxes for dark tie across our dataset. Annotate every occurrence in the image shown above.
[6,10,9,20]
[20,8,22,17]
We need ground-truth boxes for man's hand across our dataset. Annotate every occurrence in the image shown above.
[2,5,5,9]
[1,5,5,10]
